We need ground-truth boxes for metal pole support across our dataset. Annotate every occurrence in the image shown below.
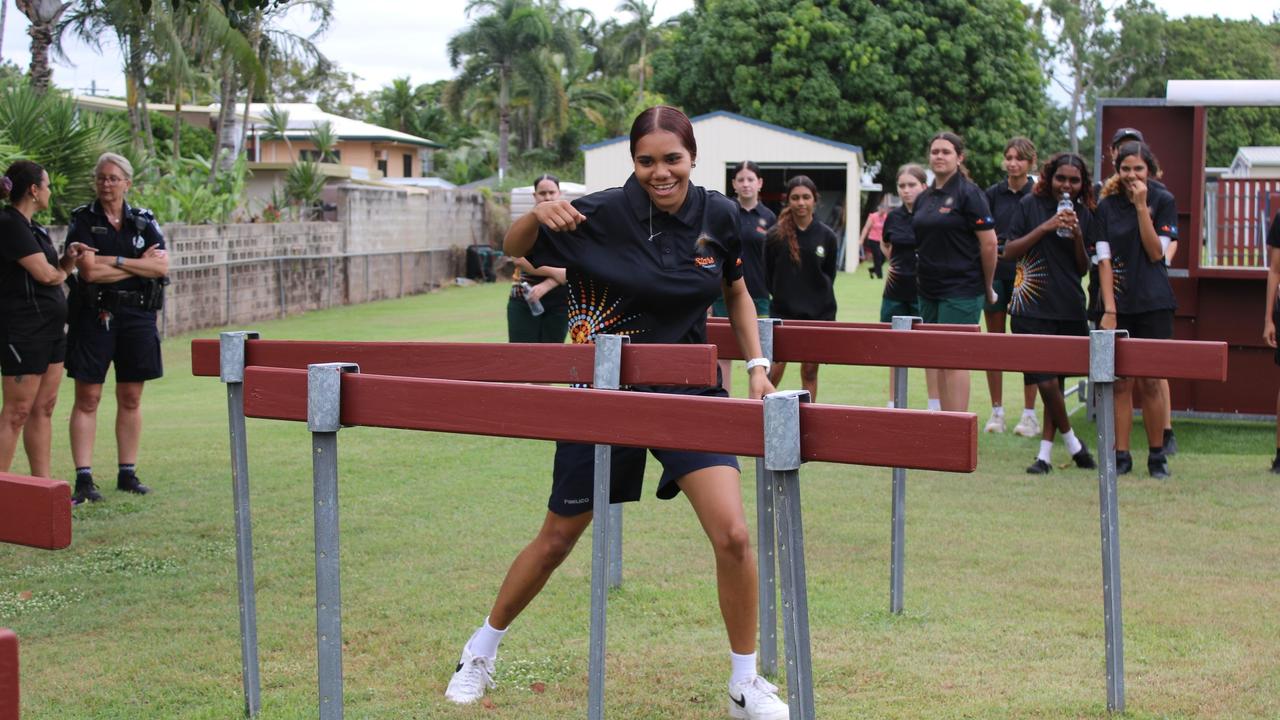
[308,362,360,720]
[220,331,263,718]
[889,315,920,615]
[765,390,816,720]
[1089,330,1126,713]
[756,317,782,677]
[589,335,626,720]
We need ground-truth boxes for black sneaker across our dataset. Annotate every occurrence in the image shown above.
[1147,453,1171,480]
[1115,451,1133,475]
[1163,431,1179,456]
[117,474,151,495]
[1072,446,1097,470]
[1026,458,1052,474]
[1271,457,1280,474]
[72,476,103,504]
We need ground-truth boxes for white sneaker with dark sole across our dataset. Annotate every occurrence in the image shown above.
[729,675,789,720]
[444,646,495,704]
[1013,413,1041,437]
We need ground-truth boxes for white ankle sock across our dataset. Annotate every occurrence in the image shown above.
[1023,408,1037,419]
[1038,440,1053,463]
[991,405,1004,415]
[730,651,757,686]
[927,398,941,411]
[1062,430,1083,455]
[467,617,506,659]
[887,401,896,408]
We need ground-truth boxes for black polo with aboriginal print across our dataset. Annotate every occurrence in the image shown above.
[881,204,918,304]
[912,173,995,300]
[1006,193,1096,322]
[1095,185,1178,315]
[527,174,742,361]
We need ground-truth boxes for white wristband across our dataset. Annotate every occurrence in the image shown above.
[1094,241,1111,261]
[1159,236,1171,253]
[745,357,771,372]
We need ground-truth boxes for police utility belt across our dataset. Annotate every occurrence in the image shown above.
[84,277,169,312]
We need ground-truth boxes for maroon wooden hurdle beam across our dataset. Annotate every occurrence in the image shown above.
[1,472,73,720]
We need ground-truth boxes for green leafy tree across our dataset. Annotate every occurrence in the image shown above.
[1034,0,1112,155]
[652,0,1051,188]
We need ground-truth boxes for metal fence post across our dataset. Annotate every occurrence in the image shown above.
[889,315,920,615]
[603,335,626,589]
[589,335,625,720]
[765,389,815,720]
[756,318,782,677]
[1089,330,1126,713]
[307,362,360,720]
[220,331,262,717]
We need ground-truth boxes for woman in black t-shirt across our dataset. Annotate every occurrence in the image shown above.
[1003,152,1098,475]
[765,175,838,402]
[0,160,91,478]
[1263,210,1280,473]
[446,106,789,718]
[1096,142,1178,479]
[879,164,940,407]
[507,174,569,343]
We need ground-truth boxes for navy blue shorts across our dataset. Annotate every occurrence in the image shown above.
[66,310,163,384]
[547,386,740,517]
[1,333,66,376]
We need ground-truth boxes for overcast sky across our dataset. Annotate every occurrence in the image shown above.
[1,0,1274,100]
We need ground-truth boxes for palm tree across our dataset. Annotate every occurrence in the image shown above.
[308,119,337,162]
[614,0,666,103]
[15,0,71,92]
[261,103,292,160]
[447,0,571,181]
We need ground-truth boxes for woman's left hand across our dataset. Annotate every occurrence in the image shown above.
[747,368,775,401]
[1125,178,1148,207]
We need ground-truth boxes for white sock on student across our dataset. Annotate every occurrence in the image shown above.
[1023,407,1037,419]
[927,398,941,411]
[887,401,896,408]
[1062,430,1083,455]
[1038,440,1053,463]
[730,651,757,686]
[991,405,1004,415]
[467,617,506,659]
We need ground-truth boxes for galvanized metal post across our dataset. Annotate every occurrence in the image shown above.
[755,317,782,676]
[603,335,626,591]
[307,362,360,720]
[1089,330,1125,713]
[220,331,262,717]
[589,335,625,720]
[889,315,920,615]
[765,390,815,720]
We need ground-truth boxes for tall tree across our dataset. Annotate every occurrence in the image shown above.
[1034,0,1112,154]
[15,0,71,92]
[614,0,667,103]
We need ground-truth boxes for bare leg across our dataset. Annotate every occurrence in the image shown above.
[939,369,970,413]
[488,510,593,629]
[70,381,104,469]
[1159,379,1172,433]
[678,465,756,653]
[1115,378,1134,453]
[799,362,819,403]
[22,364,65,478]
[925,368,940,407]
[1137,377,1166,450]
[718,359,734,396]
[115,382,146,465]
[767,361,786,390]
[1024,383,1038,413]
[0,375,40,473]
[1038,378,1071,439]
[983,309,1006,409]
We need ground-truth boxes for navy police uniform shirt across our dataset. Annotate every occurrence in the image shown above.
[737,202,777,301]
[65,200,166,315]
[913,173,995,300]
[527,174,741,353]
[881,204,918,304]
[0,206,65,338]
[985,178,1032,284]
[1095,184,1178,314]
[764,220,838,321]
[1006,193,1095,322]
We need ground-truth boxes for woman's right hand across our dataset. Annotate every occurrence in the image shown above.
[987,285,998,305]
[1100,312,1117,331]
[534,199,586,233]
[1265,318,1277,348]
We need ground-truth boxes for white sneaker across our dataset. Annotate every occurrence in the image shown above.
[444,646,495,704]
[1013,413,1041,437]
[984,410,1006,433]
[729,675,790,720]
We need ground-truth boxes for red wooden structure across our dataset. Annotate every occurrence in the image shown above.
[0,472,73,720]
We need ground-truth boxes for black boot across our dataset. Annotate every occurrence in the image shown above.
[1148,449,1170,479]
[1162,428,1178,456]
[117,471,151,495]
[1115,450,1133,475]
[72,474,103,505]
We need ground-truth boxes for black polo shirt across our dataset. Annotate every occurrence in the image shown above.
[527,174,741,350]
[986,178,1032,283]
[1087,177,1170,317]
[737,202,776,301]
[65,200,166,316]
[1270,212,1280,320]
[0,206,65,338]
[1006,193,1094,321]
[913,173,995,300]
[881,204,918,303]
[1095,185,1178,314]
[764,220,838,321]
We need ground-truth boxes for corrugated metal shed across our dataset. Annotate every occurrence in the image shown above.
[583,111,866,270]
[1228,147,1280,178]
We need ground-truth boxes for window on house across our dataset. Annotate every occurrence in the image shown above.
[377,159,388,177]
[403,153,413,178]
[300,149,340,162]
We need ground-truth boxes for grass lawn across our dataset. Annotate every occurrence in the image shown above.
[2,269,1278,719]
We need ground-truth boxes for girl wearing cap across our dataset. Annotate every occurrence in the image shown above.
[507,174,569,344]
[447,106,789,720]
[765,175,839,402]
[913,131,999,412]
[1096,142,1178,479]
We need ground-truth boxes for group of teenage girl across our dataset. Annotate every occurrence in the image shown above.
[462,106,1181,718]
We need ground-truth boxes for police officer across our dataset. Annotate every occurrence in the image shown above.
[65,153,169,503]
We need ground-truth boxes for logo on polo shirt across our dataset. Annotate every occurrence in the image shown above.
[1160,224,1177,234]
[815,245,826,258]
[695,255,719,270]
[975,216,993,226]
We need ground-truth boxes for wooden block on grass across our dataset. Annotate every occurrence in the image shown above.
[0,472,72,550]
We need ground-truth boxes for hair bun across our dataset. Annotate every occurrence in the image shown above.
[0,177,12,194]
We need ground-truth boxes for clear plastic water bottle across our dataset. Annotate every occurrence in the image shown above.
[1056,192,1074,238]
[520,281,545,316]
